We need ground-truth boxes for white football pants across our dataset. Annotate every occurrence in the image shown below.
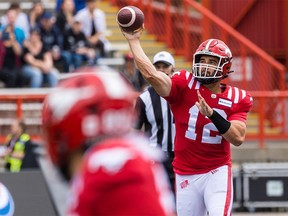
[175,165,233,216]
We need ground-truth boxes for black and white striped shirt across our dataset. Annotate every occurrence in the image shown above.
[134,87,175,152]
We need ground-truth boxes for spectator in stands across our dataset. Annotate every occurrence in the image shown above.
[21,27,59,88]
[3,119,31,172]
[0,3,30,38]
[1,7,26,46]
[56,0,86,13]
[74,0,110,58]
[39,12,63,64]
[0,24,22,88]
[55,0,76,36]
[28,2,45,29]
[120,52,147,92]
[62,18,96,72]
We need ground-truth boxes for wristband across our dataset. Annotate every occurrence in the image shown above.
[208,110,231,134]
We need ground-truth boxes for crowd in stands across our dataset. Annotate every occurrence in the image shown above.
[0,0,114,88]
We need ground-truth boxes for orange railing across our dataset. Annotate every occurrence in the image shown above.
[0,90,48,144]
[110,0,288,147]
[0,1,286,147]
[111,0,286,91]
[247,91,288,148]
[0,90,287,147]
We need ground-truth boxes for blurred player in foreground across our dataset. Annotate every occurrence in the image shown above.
[41,66,175,216]
[120,25,253,215]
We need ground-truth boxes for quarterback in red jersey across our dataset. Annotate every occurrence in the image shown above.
[41,67,175,216]
[121,26,253,216]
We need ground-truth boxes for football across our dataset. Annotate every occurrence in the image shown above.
[116,6,144,32]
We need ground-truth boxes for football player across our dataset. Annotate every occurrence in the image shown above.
[121,26,253,216]
[41,66,175,216]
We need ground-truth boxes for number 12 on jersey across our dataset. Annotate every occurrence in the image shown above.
[185,105,227,144]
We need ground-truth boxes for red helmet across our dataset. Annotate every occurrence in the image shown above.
[192,39,233,84]
[42,67,136,176]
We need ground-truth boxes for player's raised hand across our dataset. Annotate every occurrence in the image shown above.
[120,25,144,40]
[195,90,213,117]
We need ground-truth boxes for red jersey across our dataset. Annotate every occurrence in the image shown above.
[164,70,253,174]
[66,134,175,216]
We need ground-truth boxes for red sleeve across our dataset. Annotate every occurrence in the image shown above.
[229,92,253,124]
[67,141,173,216]
[164,70,191,104]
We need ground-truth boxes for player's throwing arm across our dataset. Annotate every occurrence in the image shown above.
[117,6,172,97]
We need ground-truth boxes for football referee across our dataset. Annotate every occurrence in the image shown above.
[134,51,176,192]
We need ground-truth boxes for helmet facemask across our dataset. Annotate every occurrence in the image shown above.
[192,39,233,84]
[193,53,230,84]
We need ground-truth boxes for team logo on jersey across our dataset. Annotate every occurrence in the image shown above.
[180,180,189,189]
[218,98,232,107]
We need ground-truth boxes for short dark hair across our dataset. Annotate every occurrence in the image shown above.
[30,27,41,34]
[9,2,20,10]
[18,120,27,133]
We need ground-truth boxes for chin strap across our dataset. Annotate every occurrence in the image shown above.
[222,70,234,79]
[196,77,221,84]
